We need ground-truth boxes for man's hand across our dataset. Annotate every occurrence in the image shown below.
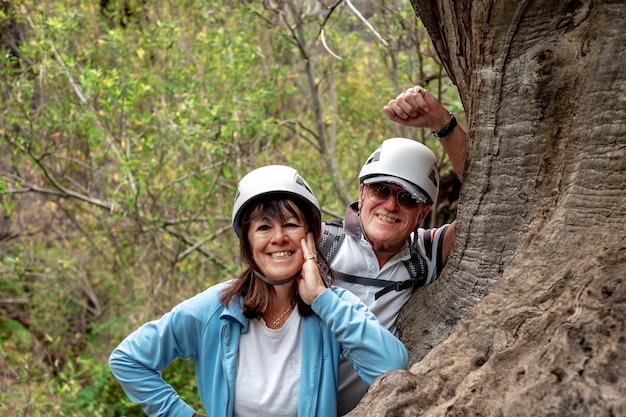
[383,86,452,132]
[384,85,467,180]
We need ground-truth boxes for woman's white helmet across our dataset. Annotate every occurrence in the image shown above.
[358,138,439,204]
[232,165,320,237]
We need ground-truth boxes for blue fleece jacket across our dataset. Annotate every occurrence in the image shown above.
[109,281,407,417]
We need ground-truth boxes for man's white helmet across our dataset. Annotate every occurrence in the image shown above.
[232,165,320,237]
[358,138,439,204]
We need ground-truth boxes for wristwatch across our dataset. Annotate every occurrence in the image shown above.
[432,113,457,139]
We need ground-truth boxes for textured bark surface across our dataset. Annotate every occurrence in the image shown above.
[348,0,626,415]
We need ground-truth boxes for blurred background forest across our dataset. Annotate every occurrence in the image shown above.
[0,0,462,415]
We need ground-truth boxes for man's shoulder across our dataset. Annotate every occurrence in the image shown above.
[414,224,450,246]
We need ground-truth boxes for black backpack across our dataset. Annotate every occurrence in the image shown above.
[320,220,428,300]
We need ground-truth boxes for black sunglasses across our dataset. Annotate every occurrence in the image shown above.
[365,183,421,211]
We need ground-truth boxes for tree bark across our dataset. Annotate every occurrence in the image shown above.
[348,0,626,415]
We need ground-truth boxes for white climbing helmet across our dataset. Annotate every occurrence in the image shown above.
[232,165,320,237]
[358,138,439,204]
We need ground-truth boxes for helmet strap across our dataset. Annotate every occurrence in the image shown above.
[253,270,300,286]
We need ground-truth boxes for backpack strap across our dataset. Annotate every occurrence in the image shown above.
[320,220,429,299]
[335,271,416,300]
[402,239,428,287]
[320,220,345,264]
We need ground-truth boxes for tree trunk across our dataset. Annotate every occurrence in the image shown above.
[348,0,626,415]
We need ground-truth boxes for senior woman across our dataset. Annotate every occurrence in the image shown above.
[109,165,408,417]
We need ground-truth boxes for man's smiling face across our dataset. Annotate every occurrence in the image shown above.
[358,182,429,253]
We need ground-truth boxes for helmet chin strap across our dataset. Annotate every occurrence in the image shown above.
[254,270,301,286]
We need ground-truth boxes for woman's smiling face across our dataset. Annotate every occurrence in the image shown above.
[246,201,309,281]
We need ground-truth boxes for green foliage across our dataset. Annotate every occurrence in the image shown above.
[0,0,462,415]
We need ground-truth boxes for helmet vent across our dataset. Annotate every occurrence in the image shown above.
[296,175,314,194]
[365,151,381,165]
[429,168,438,187]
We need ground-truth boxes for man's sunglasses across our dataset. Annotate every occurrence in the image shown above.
[364,183,422,211]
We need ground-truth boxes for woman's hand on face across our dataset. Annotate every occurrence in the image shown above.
[297,232,327,305]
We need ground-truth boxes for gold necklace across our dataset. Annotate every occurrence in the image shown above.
[268,303,295,327]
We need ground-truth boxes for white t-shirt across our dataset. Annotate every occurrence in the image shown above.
[235,308,302,417]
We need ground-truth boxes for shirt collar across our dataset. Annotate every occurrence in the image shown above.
[220,295,249,331]
[343,202,362,238]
